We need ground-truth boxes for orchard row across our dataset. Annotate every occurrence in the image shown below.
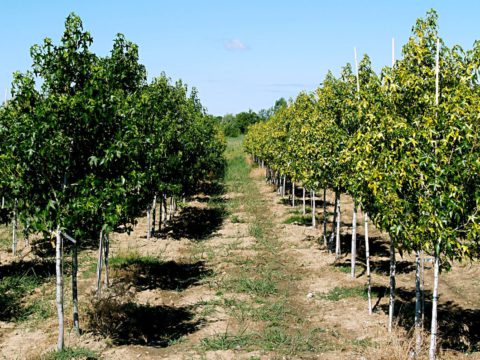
[0,14,225,351]
[244,10,480,359]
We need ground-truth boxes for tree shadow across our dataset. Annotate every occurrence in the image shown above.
[89,301,203,347]
[0,259,56,321]
[113,260,213,291]
[158,206,225,241]
[196,181,226,197]
[374,285,480,352]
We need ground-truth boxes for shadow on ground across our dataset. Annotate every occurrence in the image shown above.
[372,285,480,352]
[113,260,213,291]
[88,301,202,347]
[158,206,226,241]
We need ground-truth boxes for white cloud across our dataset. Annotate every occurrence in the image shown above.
[224,38,249,51]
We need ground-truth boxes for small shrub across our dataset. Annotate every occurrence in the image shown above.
[85,283,135,341]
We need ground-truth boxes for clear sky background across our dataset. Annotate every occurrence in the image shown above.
[1,1,479,115]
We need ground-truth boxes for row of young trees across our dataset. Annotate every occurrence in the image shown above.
[0,14,225,351]
[244,10,480,359]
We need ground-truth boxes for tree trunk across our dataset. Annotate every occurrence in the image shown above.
[12,199,17,256]
[335,192,341,258]
[311,190,316,228]
[146,205,151,241]
[292,182,295,207]
[302,187,306,215]
[329,193,338,251]
[421,250,425,330]
[55,227,64,351]
[388,238,396,332]
[72,241,79,335]
[159,193,163,232]
[351,204,357,278]
[429,255,440,360]
[282,175,286,198]
[104,232,109,288]
[95,229,104,296]
[152,195,157,237]
[323,187,327,246]
[415,250,422,355]
[365,212,372,315]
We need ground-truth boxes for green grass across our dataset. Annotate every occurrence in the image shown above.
[334,265,351,274]
[199,136,334,356]
[283,214,312,226]
[0,270,54,322]
[321,286,372,301]
[201,332,256,351]
[41,347,98,360]
[230,214,243,223]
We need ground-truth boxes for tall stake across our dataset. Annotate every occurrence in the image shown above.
[12,198,17,255]
[429,37,441,360]
[354,47,360,93]
[95,229,104,296]
[104,232,109,288]
[388,37,397,334]
[351,204,357,278]
[329,192,338,251]
[415,250,422,355]
[55,227,64,351]
[311,190,316,228]
[365,212,372,314]
[292,182,295,207]
[388,237,396,332]
[302,187,306,215]
[72,240,79,335]
[323,187,327,246]
[146,205,151,240]
[152,195,157,236]
[335,192,341,258]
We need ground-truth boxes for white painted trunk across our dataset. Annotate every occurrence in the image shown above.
[421,250,425,328]
[146,206,151,241]
[351,205,357,278]
[323,188,327,246]
[429,255,440,360]
[311,190,316,228]
[23,224,29,246]
[104,233,109,288]
[292,182,295,207]
[152,195,157,236]
[95,229,104,295]
[415,250,422,354]
[365,212,372,315]
[429,38,441,360]
[159,193,164,231]
[72,241,79,335]
[302,187,306,215]
[55,228,64,351]
[388,238,396,332]
[335,193,341,258]
[329,193,338,251]
[12,198,17,255]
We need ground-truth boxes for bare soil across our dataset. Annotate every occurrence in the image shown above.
[0,159,479,359]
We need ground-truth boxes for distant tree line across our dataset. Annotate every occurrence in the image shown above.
[217,98,287,137]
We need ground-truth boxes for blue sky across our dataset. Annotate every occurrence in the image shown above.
[1,1,479,115]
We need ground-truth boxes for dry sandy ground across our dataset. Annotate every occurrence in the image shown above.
[0,165,479,359]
